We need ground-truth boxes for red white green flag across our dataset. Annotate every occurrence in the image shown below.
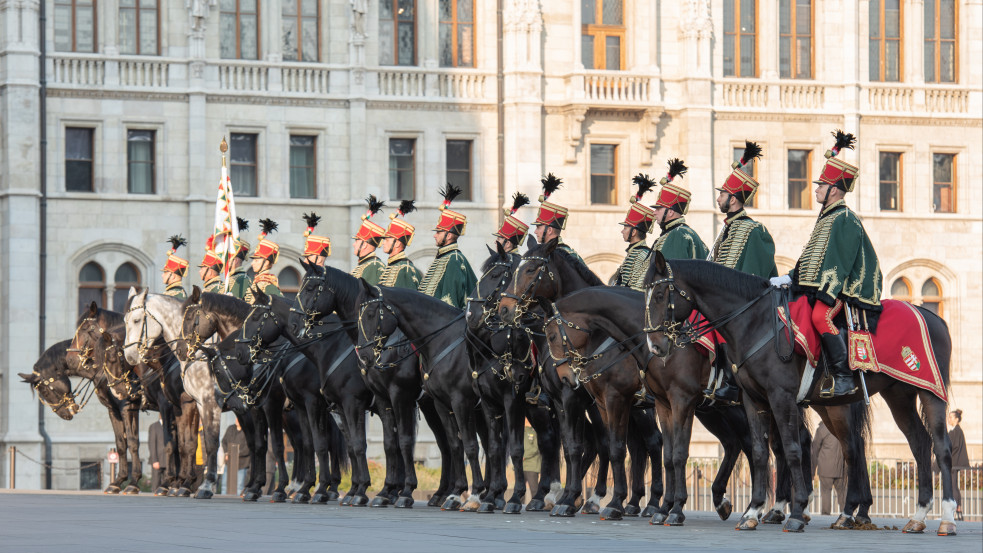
[213,162,239,291]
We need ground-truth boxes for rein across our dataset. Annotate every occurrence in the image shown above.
[501,255,555,324]
[356,293,464,371]
[544,303,647,386]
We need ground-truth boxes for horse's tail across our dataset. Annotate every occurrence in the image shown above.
[851,399,872,453]
[916,305,953,394]
[328,412,350,473]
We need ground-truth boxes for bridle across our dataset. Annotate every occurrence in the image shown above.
[67,317,98,373]
[356,294,403,369]
[643,263,692,349]
[501,254,556,324]
[466,259,515,329]
[32,372,87,413]
[291,270,332,338]
[124,299,169,364]
[544,303,646,388]
[182,303,217,357]
[236,299,284,365]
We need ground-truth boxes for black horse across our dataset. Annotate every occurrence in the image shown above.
[644,255,956,535]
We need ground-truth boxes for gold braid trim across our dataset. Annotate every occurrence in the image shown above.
[713,217,757,270]
[419,255,450,297]
[618,244,651,292]
[653,217,685,253]
[797,209,844,284]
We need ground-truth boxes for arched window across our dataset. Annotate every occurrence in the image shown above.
[890,277,912,301]
[279,267,301,302]
[921,278,943,316]
[78,262,106,316]
[113,263,141,311]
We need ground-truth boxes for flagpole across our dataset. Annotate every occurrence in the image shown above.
[220,138,233,293]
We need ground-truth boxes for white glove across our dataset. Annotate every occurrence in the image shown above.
[769,274,792,287]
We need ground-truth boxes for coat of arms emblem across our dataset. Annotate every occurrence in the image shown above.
[901,346,921,372]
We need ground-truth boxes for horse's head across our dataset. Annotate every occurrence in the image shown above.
[180,286,216,362]
[499,237,559,325]
[467,243,518,332]
[354,279,400,369]
[291,261,336,338]
[123,288,167,365]
[97,328,138,401]
[542,300,591,389]
[643,252,693,357]
[235,289,286,365]
[67,301,103,373]
[20,352,78,420]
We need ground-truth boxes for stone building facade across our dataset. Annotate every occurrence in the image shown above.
[1,0,980,489]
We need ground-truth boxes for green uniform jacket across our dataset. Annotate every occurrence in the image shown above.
[614,240,652,292]
[202,276,223,294]
[245,270,282,304]
[710,210,779,279]
[225,267,253,300]
[351,253,386,286]
[557,240,586,266]
[418,244,478,308]
[164,282,187,300]
[791,200,883,310]
[380,252,423,289]
[652,218,709,260]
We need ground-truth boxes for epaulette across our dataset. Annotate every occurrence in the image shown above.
[254,272,279,287]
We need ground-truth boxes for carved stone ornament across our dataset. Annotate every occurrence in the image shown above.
[679,0,713,40]
[562,106,587,163]
[503,0,543,33]
[186,0,217,35]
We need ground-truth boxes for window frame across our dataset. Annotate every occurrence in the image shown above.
[282,0,320,62]
[920,277,944,317]
[380,0,417,66]
[890,276,912,301]
[924,0,958,83]
[288,134,318,199]
[229,132,259,197]
[278,266,301,301]
[869,0,904,82]
[878,151,903,212]
[932,152,956,213]
[779,0,814,79]
[78,261,107,316]
[439,0,475,68]
[786,148,812,210]
[723,0,758,77]
[65,126,95,193]
[589,143,619,205]
[220,0,261,60]
[581,0,626,71]
[54,0,98,53]
[113,263,142,312]
[119,0,160,56]
[388,137,417,200]
[126,129,156,195]
[445,139,473,201]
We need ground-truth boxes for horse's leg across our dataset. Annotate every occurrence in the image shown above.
[123,403,142,494]
[767,394,810,531]
[194,398,221,499]
[736,397,772,530]
[598,394,630,521]
[158,400,179,494]
[288,398,315,503]
[341,397,372,506]
[174,395,199,495]
[476,395,507,513]
[418,394,453,507]
[583,402,610,513]
[818,404,873,529]
[325,412,345,500]
[630,407,664,519]
[526,401,559,510]
[392,382,419,508]
[234,409,258,499]
[305,397,331,504]
[244,407,269,501]
[263,400,290,502]
[762,419,791,524]
[550,389,586,516]
[920,391,957,535]
[503,390,527,513]
[452,392,486,512]
[652,398,675,524]
[369,393,400,507]
[104,404,127,494]
[281,407,306,496]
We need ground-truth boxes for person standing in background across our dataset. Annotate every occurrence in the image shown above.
[948,409,969,520]
[148,416,166,495]
[221,419,251,496]
[522,420,541,504]
[811,421,847,515]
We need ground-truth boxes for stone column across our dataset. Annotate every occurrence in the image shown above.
[502,0,545,200]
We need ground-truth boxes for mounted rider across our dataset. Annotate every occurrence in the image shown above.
[247,218,283,302]
[162,235,189,300]
[418,184,477,308]
[493,192,531,260]
[534,173,584,264]
[199,235,224,294]
[225,217,253,300]
[650,158,709,260]
[352,195,387,285]
[613,174,657,291]
[302,212,331,267]
[771,130,882,398]
[706,141,778,404]
[379,200,423,289]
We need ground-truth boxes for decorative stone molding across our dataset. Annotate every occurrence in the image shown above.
[679,0,713,40]
[503,0,543,33]
[640,107,665,164]
[561,106,587,164]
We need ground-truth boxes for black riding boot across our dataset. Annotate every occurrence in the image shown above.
[819,333,857,398]
[704,348,740,405]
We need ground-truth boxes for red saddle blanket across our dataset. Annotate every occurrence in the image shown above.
[780,297,947,402]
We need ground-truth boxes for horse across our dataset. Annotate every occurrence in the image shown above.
[497,237,663,518]
[354,281,489,511]
[464,243,563,513]
[20,340,142,495]
[289,262,456,508]
[643,254,956,535]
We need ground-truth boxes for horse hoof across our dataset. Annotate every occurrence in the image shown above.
[525,499,547,512]
[194,489,214,500]
[291,492,311,504]
[340,495,354,506]
[902,519,926,534]
[665,512,686,526]
[937,521,957,536]
[153,487,169,497]
[736,516,758,531]
[494,497,506,510]
[271,491,288,503]
[761,508,785,524]
[460,496,481,512]
[311,493,329,504]
[599,507,623,521]
[427,495,444,508]
[104,485,121,495]
[832,515,855,530]
[394,496,414,509]
[476,502,496,513]
[242,491,260,502]
[649,512,667,525]
[550,504,577,518]
[176,488,192,498]
[580,501,600,515]
[623,504,641,517]
[715,498,733,520]
[503,502,522,514]
[350,495,369,507]
[640,505,658,518]
[166,487,180,497]
[369,495,392,508]
[783,518,806,533]
[441,496,463,511]
[324,490,340,502]
[122,485,140,495]
[855,515,872,526]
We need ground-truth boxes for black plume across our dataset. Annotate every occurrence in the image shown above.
[302,212,321,229]
[398,200,417,216]
[667,158,688,180]
[631,174,657,198]
[510,192,530,213]
[259,218,278,235]
[167,235,187,251]
[740,141,763,165]
[365,195,385,216]
[831,130,857,152]
[439,183,463,204]
[236,217,249,232]
[540,173,563,196]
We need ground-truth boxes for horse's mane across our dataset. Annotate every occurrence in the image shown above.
[39,340,72,372]
[671,259,769,299]
[324,265,361,310]
[481,252,513,273]
[201,292,251,320]
[554,248,604,286]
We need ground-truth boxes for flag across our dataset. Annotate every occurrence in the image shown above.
[213,160,239,292]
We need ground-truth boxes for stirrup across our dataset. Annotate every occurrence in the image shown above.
[818,375,835,399]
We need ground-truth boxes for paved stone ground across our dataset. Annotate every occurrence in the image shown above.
[0,490,979,552]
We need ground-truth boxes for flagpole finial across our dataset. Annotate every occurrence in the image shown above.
[220,137,228,168]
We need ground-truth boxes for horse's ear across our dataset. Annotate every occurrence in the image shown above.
[535,296,554,315]
[299,258,311,272]
[137,287,148,301]
[87,301,98,317]
[653,250,667,276]
[485,244,496,257]
[190,286,202,305]
[495,241,508,259]
[128,286,138,300]
[18,372,38,384]
[526,234,538,251]
[253,286,269,305]
[542,237,559,256]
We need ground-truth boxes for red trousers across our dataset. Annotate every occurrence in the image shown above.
[811,299,843,335]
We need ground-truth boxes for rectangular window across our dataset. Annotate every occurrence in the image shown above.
[869,0,902,82]
[220,0,260,60]
[389,138,415,200]
[581,0,624,70]
[779,0,812,79]
[924,0,957,83]
[380,0,416,66]
[119,0,158,55]
[446,140,473,201]
[127,130,155,194]
[439,0,474,67]
[723,0,757,77]
[932,153,955,213]
[282,0,319,62]
[54,0,97,53]
[66,127,94,192]
[229,133,258,197]
[878,152,902,211]
[80,461,102,490]
[732,147,758,208]
[787,149,811,209]
[289,135,317,199]
[590,144,617,205]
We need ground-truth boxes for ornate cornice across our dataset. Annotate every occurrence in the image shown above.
[860,115,982,127]
[205,94,349,108]
[714,112,843,123]
[46,88,189,102]
[366,101,496,112]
